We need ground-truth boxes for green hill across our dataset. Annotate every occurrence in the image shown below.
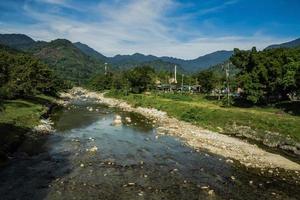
[0,34,35,50]
[73,42,107,61]
[0,34,105,84]
[28,39,105,84]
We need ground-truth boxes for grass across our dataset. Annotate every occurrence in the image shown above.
[106,91,300,142]
[0,95,55,129]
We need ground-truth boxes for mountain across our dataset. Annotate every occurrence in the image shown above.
[0,33,233,77]
[110,53,157,64]
[161,50,233,72]
[28,39,105,84]
[265,38,300,50]
[73,42,107,61]
[0,33,35,50]
[72,42,233,72]
[107,51,233,72]
[0,34,105,84]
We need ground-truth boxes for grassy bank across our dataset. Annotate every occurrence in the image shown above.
[106,92,300,143]
[0,95,56,164]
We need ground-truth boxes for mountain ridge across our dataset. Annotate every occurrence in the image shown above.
[4,33,299,76]
[265,38,300,50]
[0,33,234,72]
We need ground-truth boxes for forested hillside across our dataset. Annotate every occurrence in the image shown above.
[28,39,105,84]
[0,34,105,84]
[0,34,35,50]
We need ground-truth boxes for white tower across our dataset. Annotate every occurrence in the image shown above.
[174,65,177,83]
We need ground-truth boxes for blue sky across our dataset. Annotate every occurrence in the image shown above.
[0,0,299,59]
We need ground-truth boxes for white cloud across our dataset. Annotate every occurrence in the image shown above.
[0,0,292,59]
[40,0,67,5]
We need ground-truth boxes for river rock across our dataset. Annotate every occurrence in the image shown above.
[33,119,55,134]
[208,190,214,195]
[125,117,132,123]
[87,146,98,153]
[112,115,122,126]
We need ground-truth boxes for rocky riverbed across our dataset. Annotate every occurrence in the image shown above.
[1,88,300,200]
[60,87,300,172]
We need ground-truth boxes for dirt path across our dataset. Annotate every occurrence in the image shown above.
[60,88,300,171]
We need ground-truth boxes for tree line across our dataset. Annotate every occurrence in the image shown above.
[88,46,300,106]
[231,47,300,104]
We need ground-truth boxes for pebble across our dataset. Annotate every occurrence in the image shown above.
[138,192,144,196]
[226,159,234,164]
[87,146,98,152]
[112,115,122,126]
[172,168,178,172]
[208,190,214,195]
[125,117,132,123]
[80,163,84,168]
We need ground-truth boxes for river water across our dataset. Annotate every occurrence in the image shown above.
[0,99,299,200]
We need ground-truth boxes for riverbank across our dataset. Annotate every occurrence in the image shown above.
[61,87,300,171]
[0,95,57,165]
[108,92,300,156]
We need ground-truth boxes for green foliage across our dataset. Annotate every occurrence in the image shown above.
[0,45,64,99]
[88,65,156,94]
[125,66,156,93]
[194,70,219,93]
[28,39,105,84]
[88,72,114,91]
[231,47,300,104]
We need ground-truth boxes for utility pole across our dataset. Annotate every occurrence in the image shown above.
[225,62,230,106]
[105,63,108,75]
[181,74,184,93]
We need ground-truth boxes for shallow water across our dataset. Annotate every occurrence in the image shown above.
[0,99,300,200]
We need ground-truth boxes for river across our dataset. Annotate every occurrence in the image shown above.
[0,98,299,200]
